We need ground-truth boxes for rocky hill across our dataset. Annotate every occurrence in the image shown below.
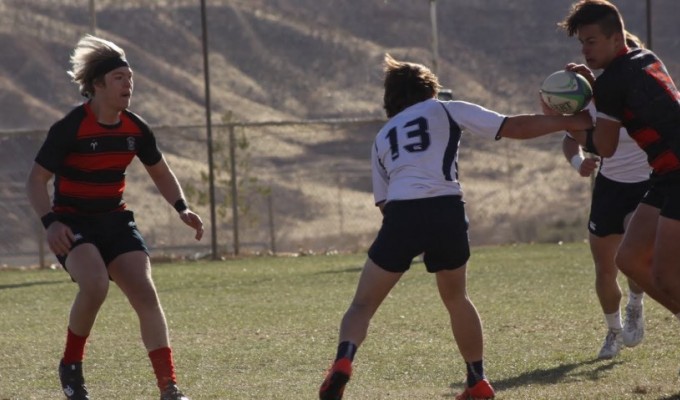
[1,0,679,264]
[2,0,678,130]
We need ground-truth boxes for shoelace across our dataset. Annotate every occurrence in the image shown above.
[603,330,619,347]
[625,306,641,330]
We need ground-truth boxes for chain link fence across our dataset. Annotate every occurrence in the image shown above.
[0,122,591,268]
[10,0,673,267]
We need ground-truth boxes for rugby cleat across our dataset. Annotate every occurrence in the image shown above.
[59,360,89,400]
[319,357,352,400]
[160,381,190,400]
[455,378,495,400]
[598,328,623,359]
[622,304,644,348]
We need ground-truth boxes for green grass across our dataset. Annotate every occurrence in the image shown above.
[1,243,679,399]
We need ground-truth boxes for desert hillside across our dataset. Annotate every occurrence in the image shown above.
[2,0,679,130]
[1,0,679,265]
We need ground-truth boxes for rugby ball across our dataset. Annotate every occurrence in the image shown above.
[540,70,593,114]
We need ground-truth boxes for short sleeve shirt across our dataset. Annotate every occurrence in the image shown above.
[35,103,163,214]
[595,48,680,180]
[372,98,506,204]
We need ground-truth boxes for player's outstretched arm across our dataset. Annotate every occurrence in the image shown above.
[498,111,592,140]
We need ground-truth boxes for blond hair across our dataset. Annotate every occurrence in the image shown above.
[67,35,127,98]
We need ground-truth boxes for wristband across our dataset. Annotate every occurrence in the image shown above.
[570,154,584,172]
[40,212,59,229]
[174,198,188,213]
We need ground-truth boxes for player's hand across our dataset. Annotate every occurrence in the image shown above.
[539,94,560,116]
[578,157,599,177]
[46,221,75,257]
[179,210,204,241]
[565,63,596,88]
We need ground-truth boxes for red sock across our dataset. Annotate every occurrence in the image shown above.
[148,347,177,390]
[63,328,88,364]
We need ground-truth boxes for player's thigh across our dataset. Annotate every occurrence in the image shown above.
[65,243,109,290]
[108,251,158,302]
[435,264,468,303]
[653,216,680,279]
[350,257,403,309]
[617,203,658,264]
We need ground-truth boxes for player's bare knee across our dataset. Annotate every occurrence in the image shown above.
[77,279,109,304]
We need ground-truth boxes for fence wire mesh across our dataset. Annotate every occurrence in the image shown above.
[5,0,676,267]
[1,123,591,268]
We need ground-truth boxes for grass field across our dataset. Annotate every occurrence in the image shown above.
[1,242,680,399]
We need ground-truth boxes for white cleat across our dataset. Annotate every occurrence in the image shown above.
[598,328,623,359]
[622,304,644,348]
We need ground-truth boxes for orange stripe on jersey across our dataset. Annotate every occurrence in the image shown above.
[58,178,126,199]
[650,151,680,174]
[631,127,661,148]
[63,152,136,171]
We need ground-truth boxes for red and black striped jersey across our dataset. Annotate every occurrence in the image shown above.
[35,102,163,214]
[594,48,680,180]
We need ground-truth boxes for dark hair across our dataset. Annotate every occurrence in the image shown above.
[624,30,644,49]
[382,54,441,118]
[559,0,624,37]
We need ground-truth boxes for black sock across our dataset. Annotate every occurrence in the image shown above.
[335,341,357,361]
[466,360,485,387]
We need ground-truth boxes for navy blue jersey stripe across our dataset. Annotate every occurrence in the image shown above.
[439,103,462,182]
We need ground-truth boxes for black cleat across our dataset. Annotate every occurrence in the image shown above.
[58,360,89,400]
[160,381,190,400]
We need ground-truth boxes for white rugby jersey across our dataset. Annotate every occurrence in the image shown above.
[372,98,506,204]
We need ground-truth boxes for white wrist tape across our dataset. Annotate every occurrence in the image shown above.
[570,154,584,172]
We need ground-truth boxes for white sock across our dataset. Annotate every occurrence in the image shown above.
[605,311,622,330]
[628,291,644,307]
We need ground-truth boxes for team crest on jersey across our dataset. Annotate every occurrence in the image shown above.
[127,136,136,151]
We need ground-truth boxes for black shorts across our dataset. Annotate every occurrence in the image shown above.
[588,174,649,237]
[56,210,149,270]
[640,178,680,221]
[368,195,470,273]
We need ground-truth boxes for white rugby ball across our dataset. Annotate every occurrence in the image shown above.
[540,70,593,114]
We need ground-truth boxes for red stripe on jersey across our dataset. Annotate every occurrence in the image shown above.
[631,127,661,148]
[78,103,144,138]
[58,178,126,199]
[650,150,680,174]
[63,152,136,171]
[644,61,680,101]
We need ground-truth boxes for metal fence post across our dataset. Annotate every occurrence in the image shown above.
[229,125,240,255]
[267,188,276,254]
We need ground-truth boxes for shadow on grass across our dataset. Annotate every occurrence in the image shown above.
[443,358,622,397]
[0,280,64,290]
[658,394,680,400]
[316,266,363,274]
